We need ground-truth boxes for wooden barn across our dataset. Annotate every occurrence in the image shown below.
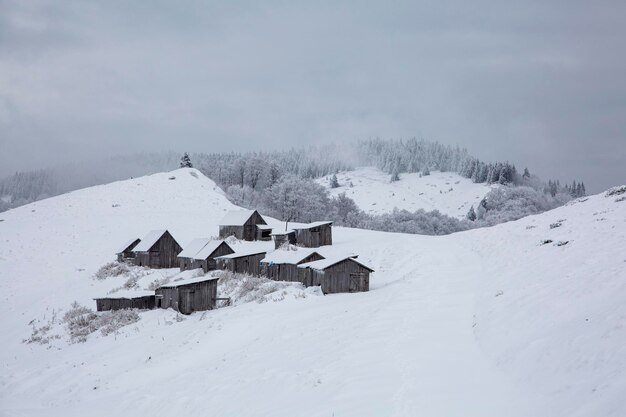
[116,238,141,262]
[271,230,296,249]
[94,291,156,311]
[297,256,373,294]
[215,249,267,276]
[292,221,333,247]
[133,230,182,269]
[177,238,211,271]
[256,224,274,241]
[218,209,268,241]
[192,240,235,272]
[155,276,219,315]
[260,249,325,282]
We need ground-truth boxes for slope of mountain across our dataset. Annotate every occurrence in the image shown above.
[318,166,494,218]
[0,169,624,417]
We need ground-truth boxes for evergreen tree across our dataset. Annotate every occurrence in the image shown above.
[390,170,400,182]
[180,152,193,168]
[330,174,340,188]
[523,168,530,179]
[466,205,477,221]
[422,166,430,176]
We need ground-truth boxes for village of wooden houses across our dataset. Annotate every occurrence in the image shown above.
[95,209,374,315]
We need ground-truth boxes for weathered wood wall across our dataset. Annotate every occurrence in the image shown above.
[179,257,196,271]
[95,295,156,311]
[294,224,332,247]
[261,253,325,282]
[216,253,266,276]
[310,259,370,294]
[155,280,218,315]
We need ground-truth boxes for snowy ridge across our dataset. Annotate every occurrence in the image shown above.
[319,166,493,218]
[0,169,624,417]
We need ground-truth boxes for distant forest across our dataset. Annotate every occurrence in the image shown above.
[0,139,586,234]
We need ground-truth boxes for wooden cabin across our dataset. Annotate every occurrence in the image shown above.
[292,221,333,247]
[297,256,373,294]
[215,250,267,276]
[218,209,268,241]
[271,230,296,249]
[133,230,182,269]
[192,240,235,272]
[260,249,325,282]
[94,291,156,311]
[177,238,211,271]
[155,276,219,315]
[116,238,141,262]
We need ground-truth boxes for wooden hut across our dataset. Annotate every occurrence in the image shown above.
[271,230,296,249]
[218,209,268,241]
[133,230,182,268]
[292,221,333,247]
[215,249,267,276]
[116,238,141,262]
[260,249,325,282]
[256,224,274,241]
[177,238,211,271]
[155,276,219,315]
[297,256,374,294]
[192,240,235,272]
[94,291,156,311]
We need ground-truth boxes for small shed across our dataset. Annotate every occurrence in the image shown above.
[215,249,267,276]
[260,249,325,282]
[116,238,141,262]
[298,256,374,294]
[94,290,156,311]
[271,230,296,249]
[155,276,219,315]
[218,209,267,241]
[292,221,333,247]
[256,224,273,241]
[178,238,211,271]
[192,240,235,272]
[134,230,182,269]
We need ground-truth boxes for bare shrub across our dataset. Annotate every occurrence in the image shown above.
[23,311,61,345]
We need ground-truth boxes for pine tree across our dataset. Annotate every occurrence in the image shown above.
[466,205,476,221]
[179,152,193,168]
[523,168,530,179]
[390,169,400,182]
[422,166,430,176]
[330,174,339,188]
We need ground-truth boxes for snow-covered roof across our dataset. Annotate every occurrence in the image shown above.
[158,275,219,288]
[270,229,295,236]
[178,238,211,258]
[298,256,374,272]
[256,224,273,230]
[291,221,333,230]
[219,209,258,226]
[133,230,167,252]
[193,240,230,260]
[215,249,267,260]
[260,249,324,265]
[94,290,155,299]
[116,238,140,254]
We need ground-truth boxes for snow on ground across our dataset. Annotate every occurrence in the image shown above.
[0,169,625,416]
[318,166,493,218]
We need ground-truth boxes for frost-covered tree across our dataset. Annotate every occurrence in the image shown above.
[422,166,430,176]
[330,174,340,188]
[390,170,400,182]
[179,152,193,168]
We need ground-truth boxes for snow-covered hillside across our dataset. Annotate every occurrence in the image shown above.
[318,166,494,218]
[1,169,625,417]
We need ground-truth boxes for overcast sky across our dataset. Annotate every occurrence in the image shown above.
[1,1,624,191]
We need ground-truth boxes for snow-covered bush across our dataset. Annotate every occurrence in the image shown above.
[216,271,321,305]
[93,261,132,280]
[63,302,140,343]
[605,185,626,197]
